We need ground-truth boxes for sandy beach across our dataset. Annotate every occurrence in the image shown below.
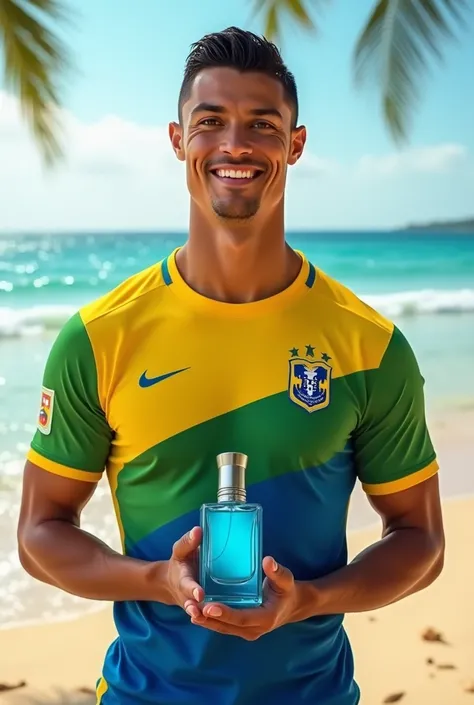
[0,411,472,705]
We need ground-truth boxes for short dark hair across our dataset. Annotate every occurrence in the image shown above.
[178,26,299,126]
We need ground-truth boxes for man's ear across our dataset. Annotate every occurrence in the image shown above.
[287,125,307,166]
[169,122,185,162]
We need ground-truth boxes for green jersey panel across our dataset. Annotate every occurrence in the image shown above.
[354,325,438,494]
[29,311,113,480]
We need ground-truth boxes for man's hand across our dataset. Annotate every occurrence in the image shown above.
[184,556,299,640]
[163,526,205,608]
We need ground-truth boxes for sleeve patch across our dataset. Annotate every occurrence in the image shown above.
[37,386,55,435]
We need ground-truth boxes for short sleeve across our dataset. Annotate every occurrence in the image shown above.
[27,311,113,482]
[354,325,438,495]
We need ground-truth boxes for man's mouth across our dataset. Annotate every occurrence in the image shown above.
[209,166,264,185]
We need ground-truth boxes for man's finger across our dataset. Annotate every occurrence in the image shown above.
[201,603,262,626]
[183,599,202,619]
[262,556,294,594]
[180,574,204,604]
[172,526,202,561]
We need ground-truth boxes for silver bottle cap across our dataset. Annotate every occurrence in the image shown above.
[216,452,248,503]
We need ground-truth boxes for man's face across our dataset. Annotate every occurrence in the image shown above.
[169,67,306,222]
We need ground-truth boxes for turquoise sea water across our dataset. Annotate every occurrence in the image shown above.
[0,230,473,627]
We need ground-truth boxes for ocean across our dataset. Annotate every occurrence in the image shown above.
[1,230,473,629]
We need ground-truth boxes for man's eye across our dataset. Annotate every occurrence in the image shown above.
[254,121,273,129]
[200,118,220,126]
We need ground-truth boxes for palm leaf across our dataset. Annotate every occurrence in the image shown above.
[252,0,328,41]
[0,0,73,166]
[353,0,469,144]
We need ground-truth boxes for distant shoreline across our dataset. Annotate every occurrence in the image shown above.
[400,218,474,234]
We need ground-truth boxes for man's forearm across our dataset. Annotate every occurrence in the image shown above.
[294,528,444,620]
[19,519,172,603]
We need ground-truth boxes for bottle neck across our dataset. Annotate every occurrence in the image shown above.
[217,488,246,503]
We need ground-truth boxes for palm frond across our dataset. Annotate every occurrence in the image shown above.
[0,0,73,166]
[252,0,328,42]
[353,0,469,144]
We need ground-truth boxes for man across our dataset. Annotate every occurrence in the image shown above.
[18,26,444,705]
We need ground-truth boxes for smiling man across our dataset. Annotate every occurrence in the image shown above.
[18,27,444,705]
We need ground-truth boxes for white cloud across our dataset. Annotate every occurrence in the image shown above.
[0,90,470,232]
[356,143,467,177]
[0,91,188,232]
[291,152,340,179]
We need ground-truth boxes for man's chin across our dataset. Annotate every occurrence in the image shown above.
[211,197,260,221]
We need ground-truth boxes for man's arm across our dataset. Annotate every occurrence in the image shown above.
[294,473,444,619]
[18,312,204,608]
[17,461,172,603]
[16,312,180,604]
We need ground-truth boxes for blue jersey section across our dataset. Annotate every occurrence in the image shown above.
[100,448,360,704]
[101,611,360,704]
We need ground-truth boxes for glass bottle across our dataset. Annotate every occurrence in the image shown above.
[199,452,263,607]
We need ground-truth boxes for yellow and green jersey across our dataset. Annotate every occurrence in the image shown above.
[28,248,438,705]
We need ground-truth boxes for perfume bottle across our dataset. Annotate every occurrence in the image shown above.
[200,452,263,607]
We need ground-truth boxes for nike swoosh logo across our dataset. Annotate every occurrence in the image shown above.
[139,367,189,388]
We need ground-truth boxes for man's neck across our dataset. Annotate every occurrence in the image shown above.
[175,208,302,304]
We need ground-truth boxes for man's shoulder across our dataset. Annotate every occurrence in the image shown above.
[307,265,397,372]
[79,258,169,328]
[313,266,394,338]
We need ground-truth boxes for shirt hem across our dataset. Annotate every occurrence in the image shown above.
[27,447,103,482]
[362,458,439,496]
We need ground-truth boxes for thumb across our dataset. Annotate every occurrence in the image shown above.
[263,556,294,595]
[172,526,202,561]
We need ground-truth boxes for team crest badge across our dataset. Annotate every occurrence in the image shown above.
[288,345,332,413]
[38,386,55,435]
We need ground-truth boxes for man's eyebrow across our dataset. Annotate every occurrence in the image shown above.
[190,103,225,117]
[249,107,283,119]
[190,104,283,120]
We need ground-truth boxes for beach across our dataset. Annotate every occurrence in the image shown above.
[0,408,473,705]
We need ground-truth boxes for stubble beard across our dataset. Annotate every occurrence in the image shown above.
[211,195,260,221]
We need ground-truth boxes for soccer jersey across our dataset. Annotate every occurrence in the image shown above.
[27,248,438,705]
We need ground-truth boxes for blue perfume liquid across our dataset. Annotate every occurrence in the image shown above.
[200,502,263,607]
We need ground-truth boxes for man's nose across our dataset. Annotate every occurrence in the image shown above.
[219,125,253,157]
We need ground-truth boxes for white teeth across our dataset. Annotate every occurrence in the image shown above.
[215,169,254,179]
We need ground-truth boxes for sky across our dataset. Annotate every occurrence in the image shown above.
[0,0,473,232]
